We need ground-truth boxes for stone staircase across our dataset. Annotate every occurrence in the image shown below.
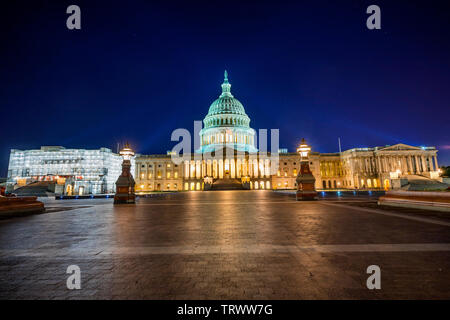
[212,178,244,190]
[12,182,54,197]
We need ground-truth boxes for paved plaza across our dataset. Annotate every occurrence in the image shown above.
[0,191,449,299]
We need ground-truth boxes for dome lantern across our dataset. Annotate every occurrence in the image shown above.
[220,70,232,97]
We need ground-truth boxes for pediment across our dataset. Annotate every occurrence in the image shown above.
[379,144,421,151]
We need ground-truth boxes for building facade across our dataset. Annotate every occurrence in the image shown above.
[6,72,441,194]
[7,146,132,195]
[134,72,440,192]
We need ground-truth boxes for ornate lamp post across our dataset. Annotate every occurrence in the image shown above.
[114,143,136,204]
[296,138,317,201]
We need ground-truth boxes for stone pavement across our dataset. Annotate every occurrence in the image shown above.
[0,191,449,299]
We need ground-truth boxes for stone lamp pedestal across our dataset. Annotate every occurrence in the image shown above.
[296,138,317,201]
[296,161,317,200]
[114,144,136,204]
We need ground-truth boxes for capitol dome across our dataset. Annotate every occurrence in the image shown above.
[198,71,257,153]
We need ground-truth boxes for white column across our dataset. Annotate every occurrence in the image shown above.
[253,159,258,177]
[236,158,241,178]
[219,159,224,179]
[421,155,427,172]
[184,161,189,178]
[428,156,433,171]
[407,156,412,173]
[231,158,236,178]
[207,160,211,176]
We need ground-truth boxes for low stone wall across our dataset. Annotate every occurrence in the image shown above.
[378,190,450,212]
[0,196,45,218]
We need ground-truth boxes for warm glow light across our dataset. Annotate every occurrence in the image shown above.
[297,138,311,159]
[119,143,135,160]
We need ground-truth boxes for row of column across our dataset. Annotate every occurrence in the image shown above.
[184,158,272,179]
[201,132,253,146]
[137,165,181,180]
[320,161,344,178]
[354,154,438,174]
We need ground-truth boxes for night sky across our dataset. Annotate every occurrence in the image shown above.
[1,0,450,176]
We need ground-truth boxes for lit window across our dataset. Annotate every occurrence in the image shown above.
[174,172,178,178]
[167,172,171,178]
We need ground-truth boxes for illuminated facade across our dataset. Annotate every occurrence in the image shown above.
[134,72,441,192]
[7,146,133,195]
[135,146,440,192]
[6,73,441,194]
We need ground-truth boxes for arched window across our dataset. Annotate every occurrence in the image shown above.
[333,180,337,188]
[322,181,327,189]
[328,180,332,188]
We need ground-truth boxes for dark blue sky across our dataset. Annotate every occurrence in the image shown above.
[1,0,450,176]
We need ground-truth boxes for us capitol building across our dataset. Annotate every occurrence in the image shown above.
[7,72,441,195]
